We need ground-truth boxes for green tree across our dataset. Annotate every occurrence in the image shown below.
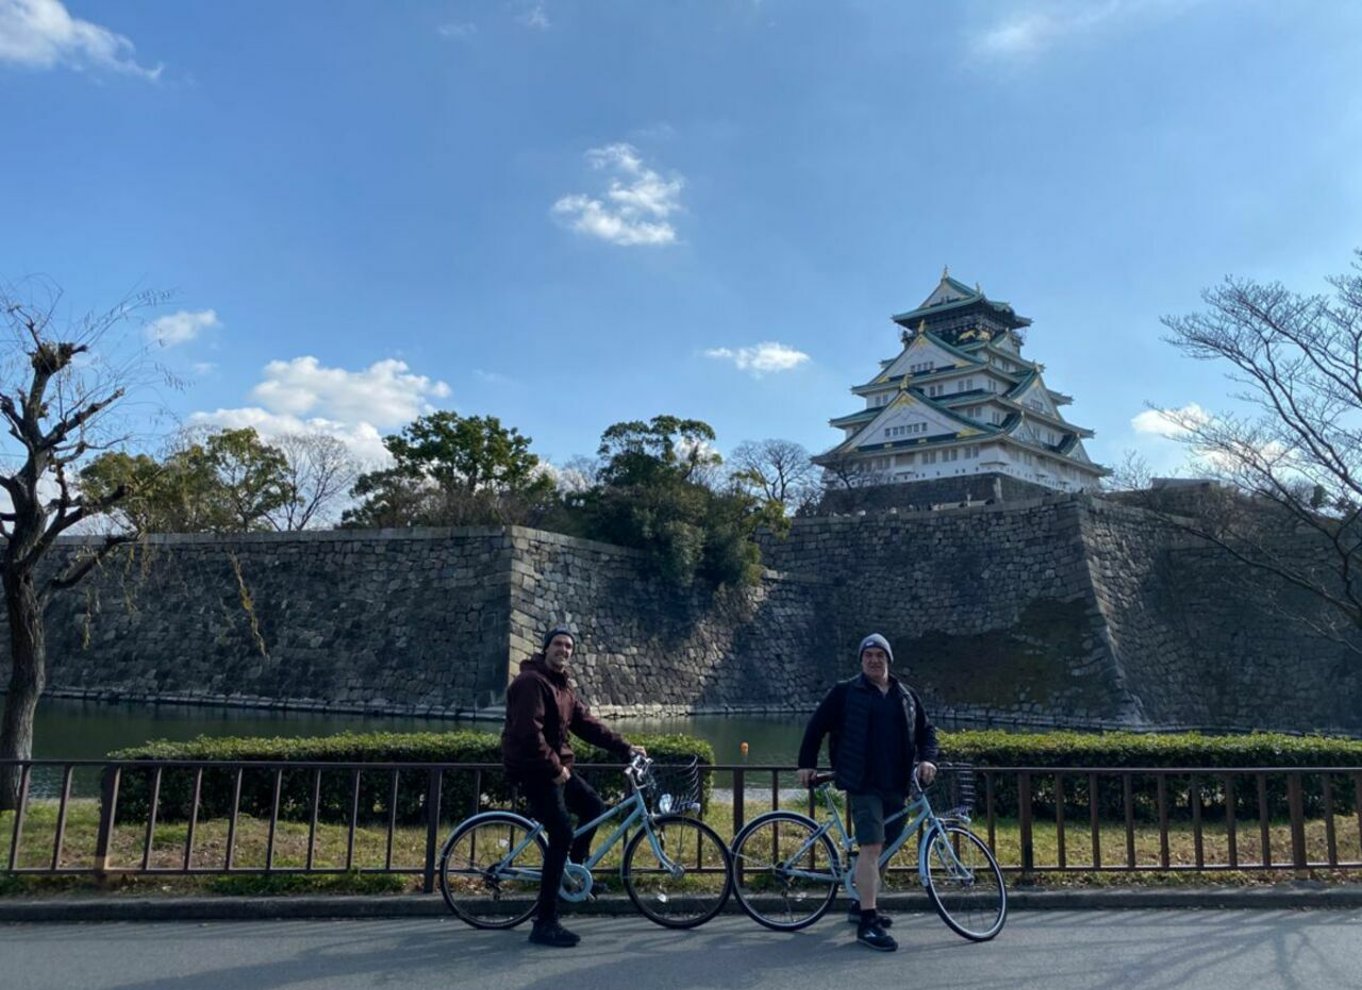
[343,412,555,527]
[578,415,766,588]
[79,427,295,533]
[187,428,294,531]
[597,415,722,487]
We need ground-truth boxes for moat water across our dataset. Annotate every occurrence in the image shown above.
[32,697,812,767]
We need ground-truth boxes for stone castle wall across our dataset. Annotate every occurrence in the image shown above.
[3,494,1360,733]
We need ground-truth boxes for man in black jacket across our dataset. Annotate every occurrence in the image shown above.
[796,633,939,952]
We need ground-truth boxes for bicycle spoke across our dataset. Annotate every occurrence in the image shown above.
[921,825,1007,941]
[439,813,545,930]
[623,815,732,929]
[731,812,839,931]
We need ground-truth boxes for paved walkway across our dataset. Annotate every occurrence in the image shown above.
[5,910,1362,990]
[2,883,1361,922]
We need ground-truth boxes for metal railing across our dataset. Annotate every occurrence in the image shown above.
[4,760,1361,886]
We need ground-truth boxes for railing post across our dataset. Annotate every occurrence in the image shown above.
[1288,772,1307,870]
[94,764,122,878]
[423,767,444,894]
[1018,771,1034,881]
[732,767,745,838]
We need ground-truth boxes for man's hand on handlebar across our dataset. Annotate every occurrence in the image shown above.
[553,766,571,785]
[628,745,648,759]
[916,761,938,787]
[796,768,817,787]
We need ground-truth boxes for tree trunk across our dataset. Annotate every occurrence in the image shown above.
[0,569,45,812]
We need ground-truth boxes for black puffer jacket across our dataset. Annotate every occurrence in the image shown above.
[797,674,939,793]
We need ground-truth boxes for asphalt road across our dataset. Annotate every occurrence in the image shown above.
[3,909,1360,990]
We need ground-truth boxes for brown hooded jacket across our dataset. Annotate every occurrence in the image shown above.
[501,653,630,783]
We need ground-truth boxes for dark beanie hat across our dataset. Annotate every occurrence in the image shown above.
[858,633,893,664]
[542,626,575,651]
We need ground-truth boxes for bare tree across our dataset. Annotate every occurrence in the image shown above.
[269,432,359,531]
[729,438,820,513]
[1159,250,1362,644]
[1102,449,1155,492]
[817,451,888,491]
[0,279,163,809]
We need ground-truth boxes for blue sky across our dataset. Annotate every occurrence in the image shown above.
[3,0,1361,478]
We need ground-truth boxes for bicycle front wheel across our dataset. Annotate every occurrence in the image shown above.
[920,824,1007,941]
[622,814,733,928]
[730,812,840,931]
[438,811,545,929]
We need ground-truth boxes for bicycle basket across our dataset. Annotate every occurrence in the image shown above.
[645,758,703,816]
[935,763,977,822]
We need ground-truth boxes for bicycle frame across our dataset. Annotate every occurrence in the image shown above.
[470,765,687,901]
[779,785,957,895]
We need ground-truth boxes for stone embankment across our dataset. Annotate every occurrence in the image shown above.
[4,490,1360,734]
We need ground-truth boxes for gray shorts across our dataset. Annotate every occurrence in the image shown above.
[849,791,907,847]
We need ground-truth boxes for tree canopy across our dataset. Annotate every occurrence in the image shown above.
[79,427,356,533]
[574,414,774,588]
[342,411,555,528]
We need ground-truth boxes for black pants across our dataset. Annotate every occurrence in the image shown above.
[519,774,608,924]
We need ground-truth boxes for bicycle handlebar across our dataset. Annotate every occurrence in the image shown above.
[805,763,934,793]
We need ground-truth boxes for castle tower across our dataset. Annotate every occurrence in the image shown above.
[812,271,1106,494]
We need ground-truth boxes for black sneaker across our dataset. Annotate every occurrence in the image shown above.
[856,921,897,952]
[528,921,581,948]
[846,904,893,928]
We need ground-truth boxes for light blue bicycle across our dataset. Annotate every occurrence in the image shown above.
[439,755,733,930]
[730,767,1006,940]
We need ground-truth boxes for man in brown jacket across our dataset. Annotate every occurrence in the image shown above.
[502,626,645,948]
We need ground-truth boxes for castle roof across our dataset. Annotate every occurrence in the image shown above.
[891,271,1031,333]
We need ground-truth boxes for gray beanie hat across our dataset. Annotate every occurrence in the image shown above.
[542,626,576,651]
[858,633,894,664]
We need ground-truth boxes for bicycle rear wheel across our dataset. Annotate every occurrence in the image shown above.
[730,812,840,931]
[920,824,1007,941]
[622,814,733,928]
[438,811,545,929]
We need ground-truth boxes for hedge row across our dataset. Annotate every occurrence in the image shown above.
[943,730,1362,821]
[109,731,715,826]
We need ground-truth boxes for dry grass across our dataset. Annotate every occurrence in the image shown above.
[4,796,1362,895]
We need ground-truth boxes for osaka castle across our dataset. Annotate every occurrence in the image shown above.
[812,271,1106,494]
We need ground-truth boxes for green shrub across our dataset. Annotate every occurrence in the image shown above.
[942,729,1362,821]
[108,731,714,827]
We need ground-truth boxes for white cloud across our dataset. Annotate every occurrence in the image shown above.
[1132,402,1209,439]
[0,0,162,78]
[437,22,476,39]
[248,356,450,426]
[516,4,550,30]
[473,369,512,385]
[704,342,811,377]
[971,0,1193,60]
[552,143,684,247]
[188,357,452,466]
[188,407,392,466]
[145,309,219,347]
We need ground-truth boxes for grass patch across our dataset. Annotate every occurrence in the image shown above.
[205,871,406,896]
[5,794,1362,895]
